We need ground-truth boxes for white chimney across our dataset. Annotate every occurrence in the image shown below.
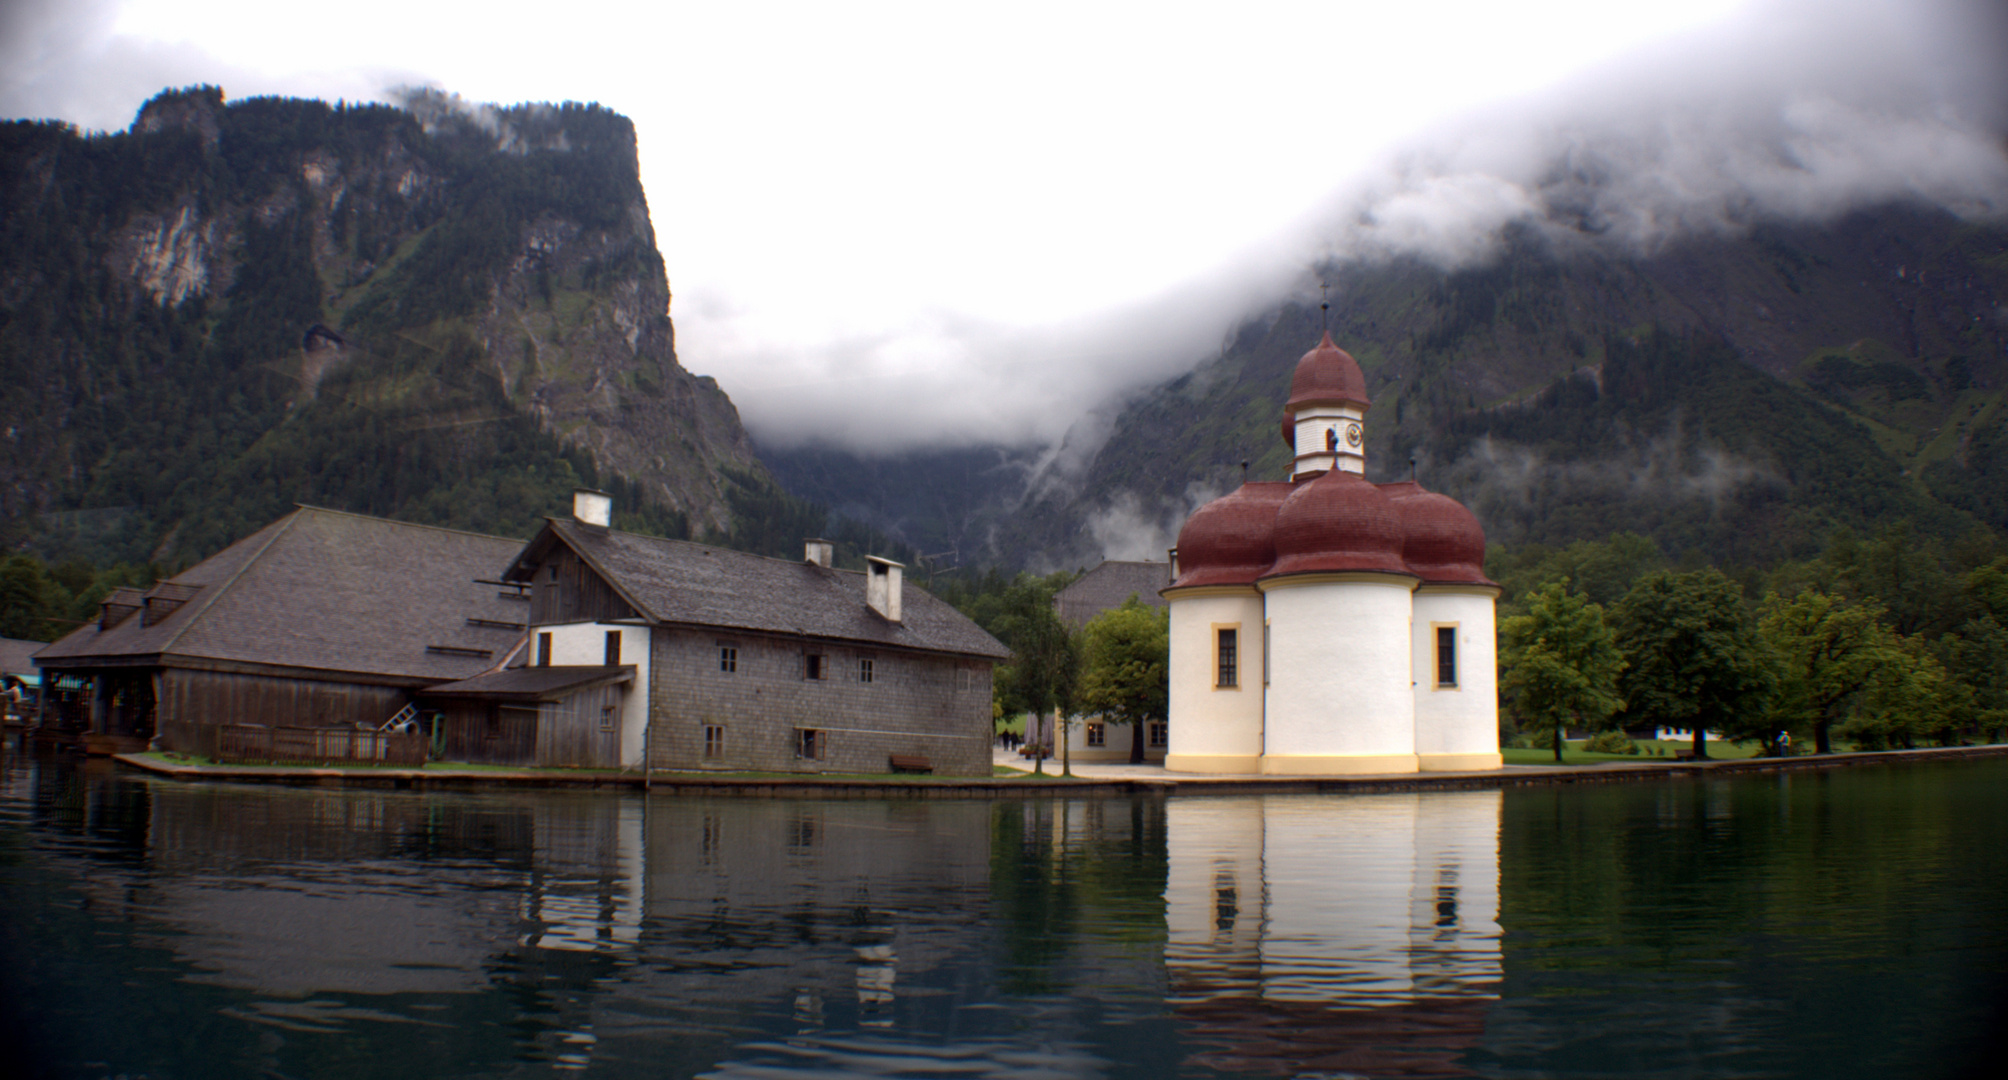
[572,489,612,528]
[804,538,834,568]
[866,556,903,623]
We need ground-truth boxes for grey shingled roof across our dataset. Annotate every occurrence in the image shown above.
[1053,560,1171,629]
[0,637,45,676]
[508,521,1010,660]
[425,665,633,701]
[36,507,528,683]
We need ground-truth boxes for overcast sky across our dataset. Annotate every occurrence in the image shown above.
[4,0,2005,456]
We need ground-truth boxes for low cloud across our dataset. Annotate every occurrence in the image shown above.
[1436,427,1784,544]
[390,86,571,154]
[727,1,2008,459]
[1081,482,1227,565]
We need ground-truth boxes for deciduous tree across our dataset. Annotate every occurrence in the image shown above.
[1758,590,1903,754]
[1612,569,1774,760]
[1500,581,1626,763]
[1078,597,1169,765]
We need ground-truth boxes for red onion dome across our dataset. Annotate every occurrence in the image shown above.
[1286,331,1370,412]
[1169,482,1292,588]
[1381,483,1494,585]
[1261,470,1409,580]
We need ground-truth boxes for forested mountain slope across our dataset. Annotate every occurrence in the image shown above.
[0,86,768,565]
[780,206,2008,570]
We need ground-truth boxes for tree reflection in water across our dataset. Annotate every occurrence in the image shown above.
[3,749,2006,1079]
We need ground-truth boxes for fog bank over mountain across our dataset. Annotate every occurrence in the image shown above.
[753,0,2008,461]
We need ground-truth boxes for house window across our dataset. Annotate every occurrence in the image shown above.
[1263,621,1271,686]
[600,704,617,731]
[537,632,553,667]
[604,630,622,666]
[957,668,972,692]
[1148,721,1169,748]
[1435,624,1458,688]
[719,644,737,673]
[1215,626,1238,688]
[858,656,874,684]
[704,724,725,757]
[796,728,822,759]
[805,654,825,680]
[1086,721,1106,748]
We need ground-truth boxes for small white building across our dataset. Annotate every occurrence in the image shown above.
[1162,332,1502,775]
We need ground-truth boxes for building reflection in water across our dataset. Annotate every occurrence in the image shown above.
[1164,791,1502,1077]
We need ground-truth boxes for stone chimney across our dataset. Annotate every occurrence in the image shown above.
[572,489,612,528]
[865,556,903,623]
[804,538,834,568]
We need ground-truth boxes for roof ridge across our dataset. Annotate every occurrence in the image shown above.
[293,504,528,545]
[155,508,306,655]
[588,521,888,577]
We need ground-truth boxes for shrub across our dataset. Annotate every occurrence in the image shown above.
[1584,730,1637,755]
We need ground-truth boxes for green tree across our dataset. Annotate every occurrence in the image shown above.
[0,555,58,640]
[1847,635,1972,749]
[1757,590,1906,754]
[1500,581,1627,763]
[985,574,1080,773]
[1612,569,1775,760]
[1940,615,2008,741]
[1078,597,1170,765]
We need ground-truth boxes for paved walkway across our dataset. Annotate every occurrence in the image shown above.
[108,743,2008,796]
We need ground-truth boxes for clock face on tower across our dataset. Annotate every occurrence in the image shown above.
[1344,421,1362,448]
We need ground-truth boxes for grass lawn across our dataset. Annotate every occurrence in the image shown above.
[1502,739,1766,766]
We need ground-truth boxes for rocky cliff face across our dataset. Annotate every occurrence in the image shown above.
[0,86,763,563]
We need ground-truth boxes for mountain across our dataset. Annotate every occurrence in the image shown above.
[0,86,767,565]
[768,205,2008,570]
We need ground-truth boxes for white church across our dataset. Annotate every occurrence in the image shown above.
[1162,331,1502,775]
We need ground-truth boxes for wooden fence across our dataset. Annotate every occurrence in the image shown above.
[215,724,429,766]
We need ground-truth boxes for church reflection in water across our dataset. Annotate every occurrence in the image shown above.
[1165,791,1503,1077]
[6,752,1502,1079]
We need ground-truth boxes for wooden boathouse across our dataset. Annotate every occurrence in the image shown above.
[33,507,529,758]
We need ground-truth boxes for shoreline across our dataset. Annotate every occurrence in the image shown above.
[109,742,2008,797]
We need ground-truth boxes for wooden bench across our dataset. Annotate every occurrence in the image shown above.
[888,753,933,774]
[1674,749,1697,761]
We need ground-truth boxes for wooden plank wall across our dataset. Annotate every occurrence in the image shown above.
[530,547,637,625]
[156,669,409,758]
[536,683,624,768]
[433,700,538,765]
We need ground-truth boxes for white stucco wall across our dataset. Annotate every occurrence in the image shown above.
[1059,715,1163,762]
[1165,590,1266,771]
[1410,589,1501,767]
[1261,577,1416,769]
[533,621,651,767]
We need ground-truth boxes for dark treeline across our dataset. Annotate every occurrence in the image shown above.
[1495,524,2008,756]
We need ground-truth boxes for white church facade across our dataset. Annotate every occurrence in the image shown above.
[1162,332,1502,775]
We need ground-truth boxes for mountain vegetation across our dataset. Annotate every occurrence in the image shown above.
[0,86,780,569]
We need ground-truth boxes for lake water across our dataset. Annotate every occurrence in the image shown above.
[2,748,2004,1080]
